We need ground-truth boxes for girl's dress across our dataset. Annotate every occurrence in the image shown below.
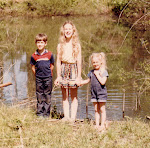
[60,46,78,88]
[88,69,108,102]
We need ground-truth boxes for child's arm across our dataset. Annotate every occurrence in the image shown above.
[50,53,55,76]
[54,45,62,86]
[50,64,54,76]
[94,70,107,85]
[76,44,82,85]
[31,65,36,76]
[77,44,81,79]
[80,78,90,86]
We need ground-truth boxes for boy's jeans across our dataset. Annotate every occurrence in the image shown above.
[36,76,52,117]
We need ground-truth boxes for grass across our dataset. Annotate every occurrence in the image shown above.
[0,104,150,147]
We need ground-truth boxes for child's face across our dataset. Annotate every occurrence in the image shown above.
[36,40,47,51]
[64,23,73,39]
[92,57,102,70]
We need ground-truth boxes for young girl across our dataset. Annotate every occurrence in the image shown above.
[81,52,108,131]
[54,21,81,121]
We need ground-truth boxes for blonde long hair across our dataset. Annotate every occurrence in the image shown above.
[58,21,80,59]
[90,52,107,69]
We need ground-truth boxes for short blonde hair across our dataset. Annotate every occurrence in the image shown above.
[90,52,107,69]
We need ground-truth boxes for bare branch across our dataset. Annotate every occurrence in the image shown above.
[119,12,150,51]
[110,0,133,42]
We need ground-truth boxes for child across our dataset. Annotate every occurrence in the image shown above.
[30,33,54,117]
[81,52,108,131]
[54,21,81,121]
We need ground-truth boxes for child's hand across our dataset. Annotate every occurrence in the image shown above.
[79,80,84,87]
[54,77,62,86]
[79,78,90,86]
[94,70,100,76]
[75,77,81,86]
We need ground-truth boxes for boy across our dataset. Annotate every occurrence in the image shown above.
[30,33,54,117]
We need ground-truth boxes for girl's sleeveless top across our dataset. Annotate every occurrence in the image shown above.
[61,47,76,64]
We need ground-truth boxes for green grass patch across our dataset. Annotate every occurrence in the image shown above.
[0,104,150,147]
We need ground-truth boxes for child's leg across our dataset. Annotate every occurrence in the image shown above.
[99,102,106,128]
[70,88,78,120]
[44,77,52,117]
[61,87,70,119]
[36,77,44,116]
[93,102,100,128]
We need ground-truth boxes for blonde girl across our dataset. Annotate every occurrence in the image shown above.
[81,52,108,131]
[55,21,81,121]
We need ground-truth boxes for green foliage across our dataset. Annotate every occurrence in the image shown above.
[0,0,111,16]
[140,60,150,74]
[110,0,150,30]
[0,1,6,9]
[109,0,129,16]
[118,58,150,96]
[51,105,64,119]
[109,0,150,96]
[118,68,133,82]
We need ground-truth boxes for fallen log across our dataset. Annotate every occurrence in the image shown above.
[0,82,12,88]
[146,116,150,120]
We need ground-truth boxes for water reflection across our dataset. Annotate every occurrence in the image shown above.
[0,16,149,120]
[3,52,27,103]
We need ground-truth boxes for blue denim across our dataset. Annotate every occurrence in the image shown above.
[88,70,108,102]
[36,76,52,117]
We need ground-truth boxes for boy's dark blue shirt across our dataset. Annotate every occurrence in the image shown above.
[30,49,54,78]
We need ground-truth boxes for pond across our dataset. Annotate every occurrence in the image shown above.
[0,15,149,121]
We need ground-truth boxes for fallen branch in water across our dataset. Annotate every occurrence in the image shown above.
[0,82,12,88]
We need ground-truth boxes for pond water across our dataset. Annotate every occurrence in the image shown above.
[0,16,149,121]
